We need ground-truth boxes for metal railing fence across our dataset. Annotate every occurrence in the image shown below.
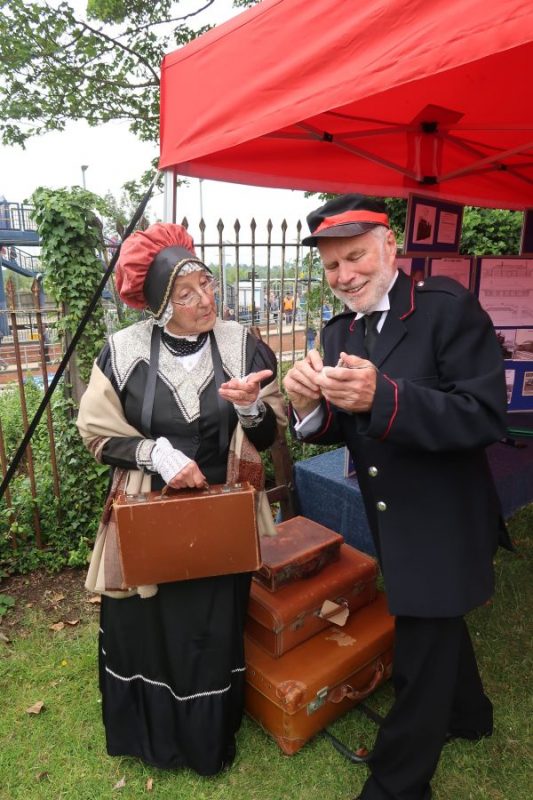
[0,216,338,553]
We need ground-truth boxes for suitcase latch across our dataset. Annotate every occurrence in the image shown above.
[307,686,328,715]
[290,613,306,631]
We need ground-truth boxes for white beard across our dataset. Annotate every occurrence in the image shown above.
[331,247,393,314]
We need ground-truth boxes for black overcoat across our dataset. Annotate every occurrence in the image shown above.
[302,270,510,617]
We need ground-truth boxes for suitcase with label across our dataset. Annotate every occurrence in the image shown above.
[112,482,259,587]
[245,592,394,754]
[246,544,378,657]
[255,516,344,591]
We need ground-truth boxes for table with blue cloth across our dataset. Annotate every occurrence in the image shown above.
[294,448,375,555]
[293,442,533,556]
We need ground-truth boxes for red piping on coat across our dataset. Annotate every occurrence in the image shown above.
[379,375,398,440]
[288,401,333,441]
[399,278,416,320]
[306,399,333,441]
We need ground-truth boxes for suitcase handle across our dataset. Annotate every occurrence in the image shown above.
[327,660,385,704]
[316,598,349,621]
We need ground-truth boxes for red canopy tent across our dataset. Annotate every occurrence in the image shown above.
[160,0,533,210]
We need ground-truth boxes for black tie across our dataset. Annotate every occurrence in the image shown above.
[364,311,382,357]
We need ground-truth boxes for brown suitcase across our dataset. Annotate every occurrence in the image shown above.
[246,544,378,657]
[255,516,344,591]
[245,592,394,754]
[113,482,260,586]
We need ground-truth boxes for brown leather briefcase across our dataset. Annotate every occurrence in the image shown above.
[246,544,378,657]
[255,516,344,591]
[245,592,394,754]
[113,482,260,586]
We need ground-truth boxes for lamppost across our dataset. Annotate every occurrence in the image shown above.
[81,165,89,189]
[199,178,204,221]
[222,239,232,313]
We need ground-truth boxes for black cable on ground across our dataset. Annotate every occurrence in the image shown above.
[323,730,371,764]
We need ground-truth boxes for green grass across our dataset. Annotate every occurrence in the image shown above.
[0,505,531,800]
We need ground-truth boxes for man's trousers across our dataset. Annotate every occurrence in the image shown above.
[358,615,493,800]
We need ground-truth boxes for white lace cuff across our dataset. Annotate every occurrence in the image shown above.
[135,439,156,469]
[150,437,192,484]
[233,398,261,416]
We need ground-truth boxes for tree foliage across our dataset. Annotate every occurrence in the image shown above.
[30,186,108,384]
[0,381,108,574]
[0,0,215,146]
[460,207,522,256]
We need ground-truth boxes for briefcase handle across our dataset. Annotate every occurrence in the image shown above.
[159,482,248,498]
[316,598,349,621]
[327,659,385,704]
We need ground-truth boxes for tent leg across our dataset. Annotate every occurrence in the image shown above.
[163,168,176,223]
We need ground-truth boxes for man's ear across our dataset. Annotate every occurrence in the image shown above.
[385,228,397,262]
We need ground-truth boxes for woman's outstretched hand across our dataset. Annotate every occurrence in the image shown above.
[218,369,273,406]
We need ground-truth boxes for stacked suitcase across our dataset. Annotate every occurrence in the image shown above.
[244,516,395,755]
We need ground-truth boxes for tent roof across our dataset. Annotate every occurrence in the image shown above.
[160,0,533,209]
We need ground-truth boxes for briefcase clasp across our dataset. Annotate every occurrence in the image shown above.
[307,686,328,715]
[124,493,149,503]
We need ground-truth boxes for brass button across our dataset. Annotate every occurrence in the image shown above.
[368,466,378,477]
[376,501,387,512]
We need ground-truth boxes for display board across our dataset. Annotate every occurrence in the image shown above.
[476,257,533,411]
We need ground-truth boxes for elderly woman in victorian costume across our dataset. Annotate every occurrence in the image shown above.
[77,223,285,775]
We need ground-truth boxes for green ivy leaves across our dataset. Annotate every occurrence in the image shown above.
[31,187,107,384]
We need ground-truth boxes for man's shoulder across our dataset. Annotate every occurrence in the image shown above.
[414,275,469,298]
[323,310,353,331]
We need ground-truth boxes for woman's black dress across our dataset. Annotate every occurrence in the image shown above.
[94,321,277,775]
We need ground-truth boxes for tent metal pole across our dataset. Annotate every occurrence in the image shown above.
[163,168,177,223]
[440,140,533,183]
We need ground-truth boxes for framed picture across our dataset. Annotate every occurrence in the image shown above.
[515,328,533,360]
[404,194,463,254]
[502,361,533,410]
[505,369,516,404]
[428,257,473,290]
[495,328,517,360]
[523,370,533,397]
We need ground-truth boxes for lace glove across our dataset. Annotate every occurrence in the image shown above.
[150,437,193,484]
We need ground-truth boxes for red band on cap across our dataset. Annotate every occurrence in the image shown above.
[314,211,389,235]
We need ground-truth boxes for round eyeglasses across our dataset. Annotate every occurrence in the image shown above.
[170,276,219,308]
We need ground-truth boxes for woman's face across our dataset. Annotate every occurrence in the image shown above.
[166,270,217,336]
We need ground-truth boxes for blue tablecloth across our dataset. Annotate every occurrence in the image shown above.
[294,442,533,556]
[294,449,375,555]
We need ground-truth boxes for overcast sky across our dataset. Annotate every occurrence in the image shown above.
[0,0,319,240]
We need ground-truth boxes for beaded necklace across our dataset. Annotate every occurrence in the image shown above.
[161,329,208,357]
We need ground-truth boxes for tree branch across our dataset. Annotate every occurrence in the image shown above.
[121,0,216,36]
[77,19,160,82]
